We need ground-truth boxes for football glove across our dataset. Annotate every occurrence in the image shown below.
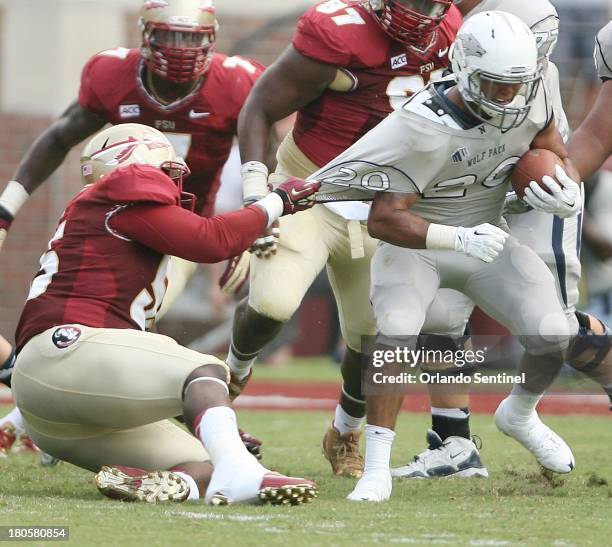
[273,177,320,215]
[455,223,509,263]
[239,429,263,460]
[523,166,582,219]
[219,251,251,294]
[250,221,279,259]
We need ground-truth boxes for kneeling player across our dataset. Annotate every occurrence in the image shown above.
[11,123,319,505]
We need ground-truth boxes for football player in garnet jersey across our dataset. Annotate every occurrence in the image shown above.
[0,0,264,301]
[10,123,319,505]
[227,0,462,479]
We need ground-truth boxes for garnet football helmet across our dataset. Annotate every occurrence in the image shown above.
[140,0,218,83]
[450,11,541,131]
[80,123,194,208]
[368,0,452,47]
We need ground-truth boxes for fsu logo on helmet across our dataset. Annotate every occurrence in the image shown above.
[52,326,82,349]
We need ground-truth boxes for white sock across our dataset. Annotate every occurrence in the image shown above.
[504,385,543,423]
[431,407,470,420]
[226,344,257,381]
[333,405,364,436]
[0,407,25,435]
[196,406,253,465]
[364,424,395,474]
[173,472,200,500]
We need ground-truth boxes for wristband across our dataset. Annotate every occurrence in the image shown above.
[0,180,29,217]
[241,161,269,204]
[252,193,284,228]
[425,223,458,251]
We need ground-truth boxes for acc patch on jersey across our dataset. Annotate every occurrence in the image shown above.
[52,326,82,349]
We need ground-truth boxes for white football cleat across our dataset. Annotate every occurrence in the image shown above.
[391,430,489,479]
[205,458,317,506]
[346,470,392,502]
[495,397,575,473]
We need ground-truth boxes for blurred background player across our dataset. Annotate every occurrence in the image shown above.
[569,20,612,409]
[0,0,264,306]
[0,335,38,457]
[226,0,462,479]
[10,123,319,505]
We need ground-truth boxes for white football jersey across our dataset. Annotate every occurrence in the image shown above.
[314,78,552,227]
[595,21,612,81]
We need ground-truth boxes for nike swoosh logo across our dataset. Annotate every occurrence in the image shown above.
[438,47,449,58]
[290,188,306,199]
[189,109,210,119]
[474,231,487,236]
[449,451,463,459]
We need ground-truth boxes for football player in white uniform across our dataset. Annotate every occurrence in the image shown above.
[313,11,582,501]
[393,0,612,480]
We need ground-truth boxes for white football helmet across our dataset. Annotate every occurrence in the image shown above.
[450,11,541,131]
[80,123,193,207]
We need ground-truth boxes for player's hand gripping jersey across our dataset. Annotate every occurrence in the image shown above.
[291,0,462,167]
[315,77,553,226]
[79,49,263,216]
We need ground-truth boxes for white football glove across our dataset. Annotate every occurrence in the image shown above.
[522,166,582,219]
[455,223,509,263]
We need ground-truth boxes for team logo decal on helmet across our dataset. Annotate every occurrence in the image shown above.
[80,123,195,210]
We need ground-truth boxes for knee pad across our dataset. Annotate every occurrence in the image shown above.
[417,333,477,375]
[567,311,612,372]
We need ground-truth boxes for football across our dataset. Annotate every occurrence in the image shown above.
[511,148,565,199]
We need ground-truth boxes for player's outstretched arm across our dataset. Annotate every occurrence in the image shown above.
[568,81,612,180]
[238,45,337,202]
[110,177,320,263]
[0,101,106,249]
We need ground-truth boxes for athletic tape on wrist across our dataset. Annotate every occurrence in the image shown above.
[241,161,269,203]
[253,193,284,227]
[0,181,29,217]
[425,223,458,251]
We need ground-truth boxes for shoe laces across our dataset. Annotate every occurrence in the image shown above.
[335,433,362,462]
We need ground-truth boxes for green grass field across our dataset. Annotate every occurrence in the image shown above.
[1,404,610,546]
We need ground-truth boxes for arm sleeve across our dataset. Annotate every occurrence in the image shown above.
[292,8,352,66]
[78,55,107,116]
[109,204,267,263]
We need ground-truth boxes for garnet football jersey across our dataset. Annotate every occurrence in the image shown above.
[291,0,462,167]
[15,164,267,351]
[78,49,264,216]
